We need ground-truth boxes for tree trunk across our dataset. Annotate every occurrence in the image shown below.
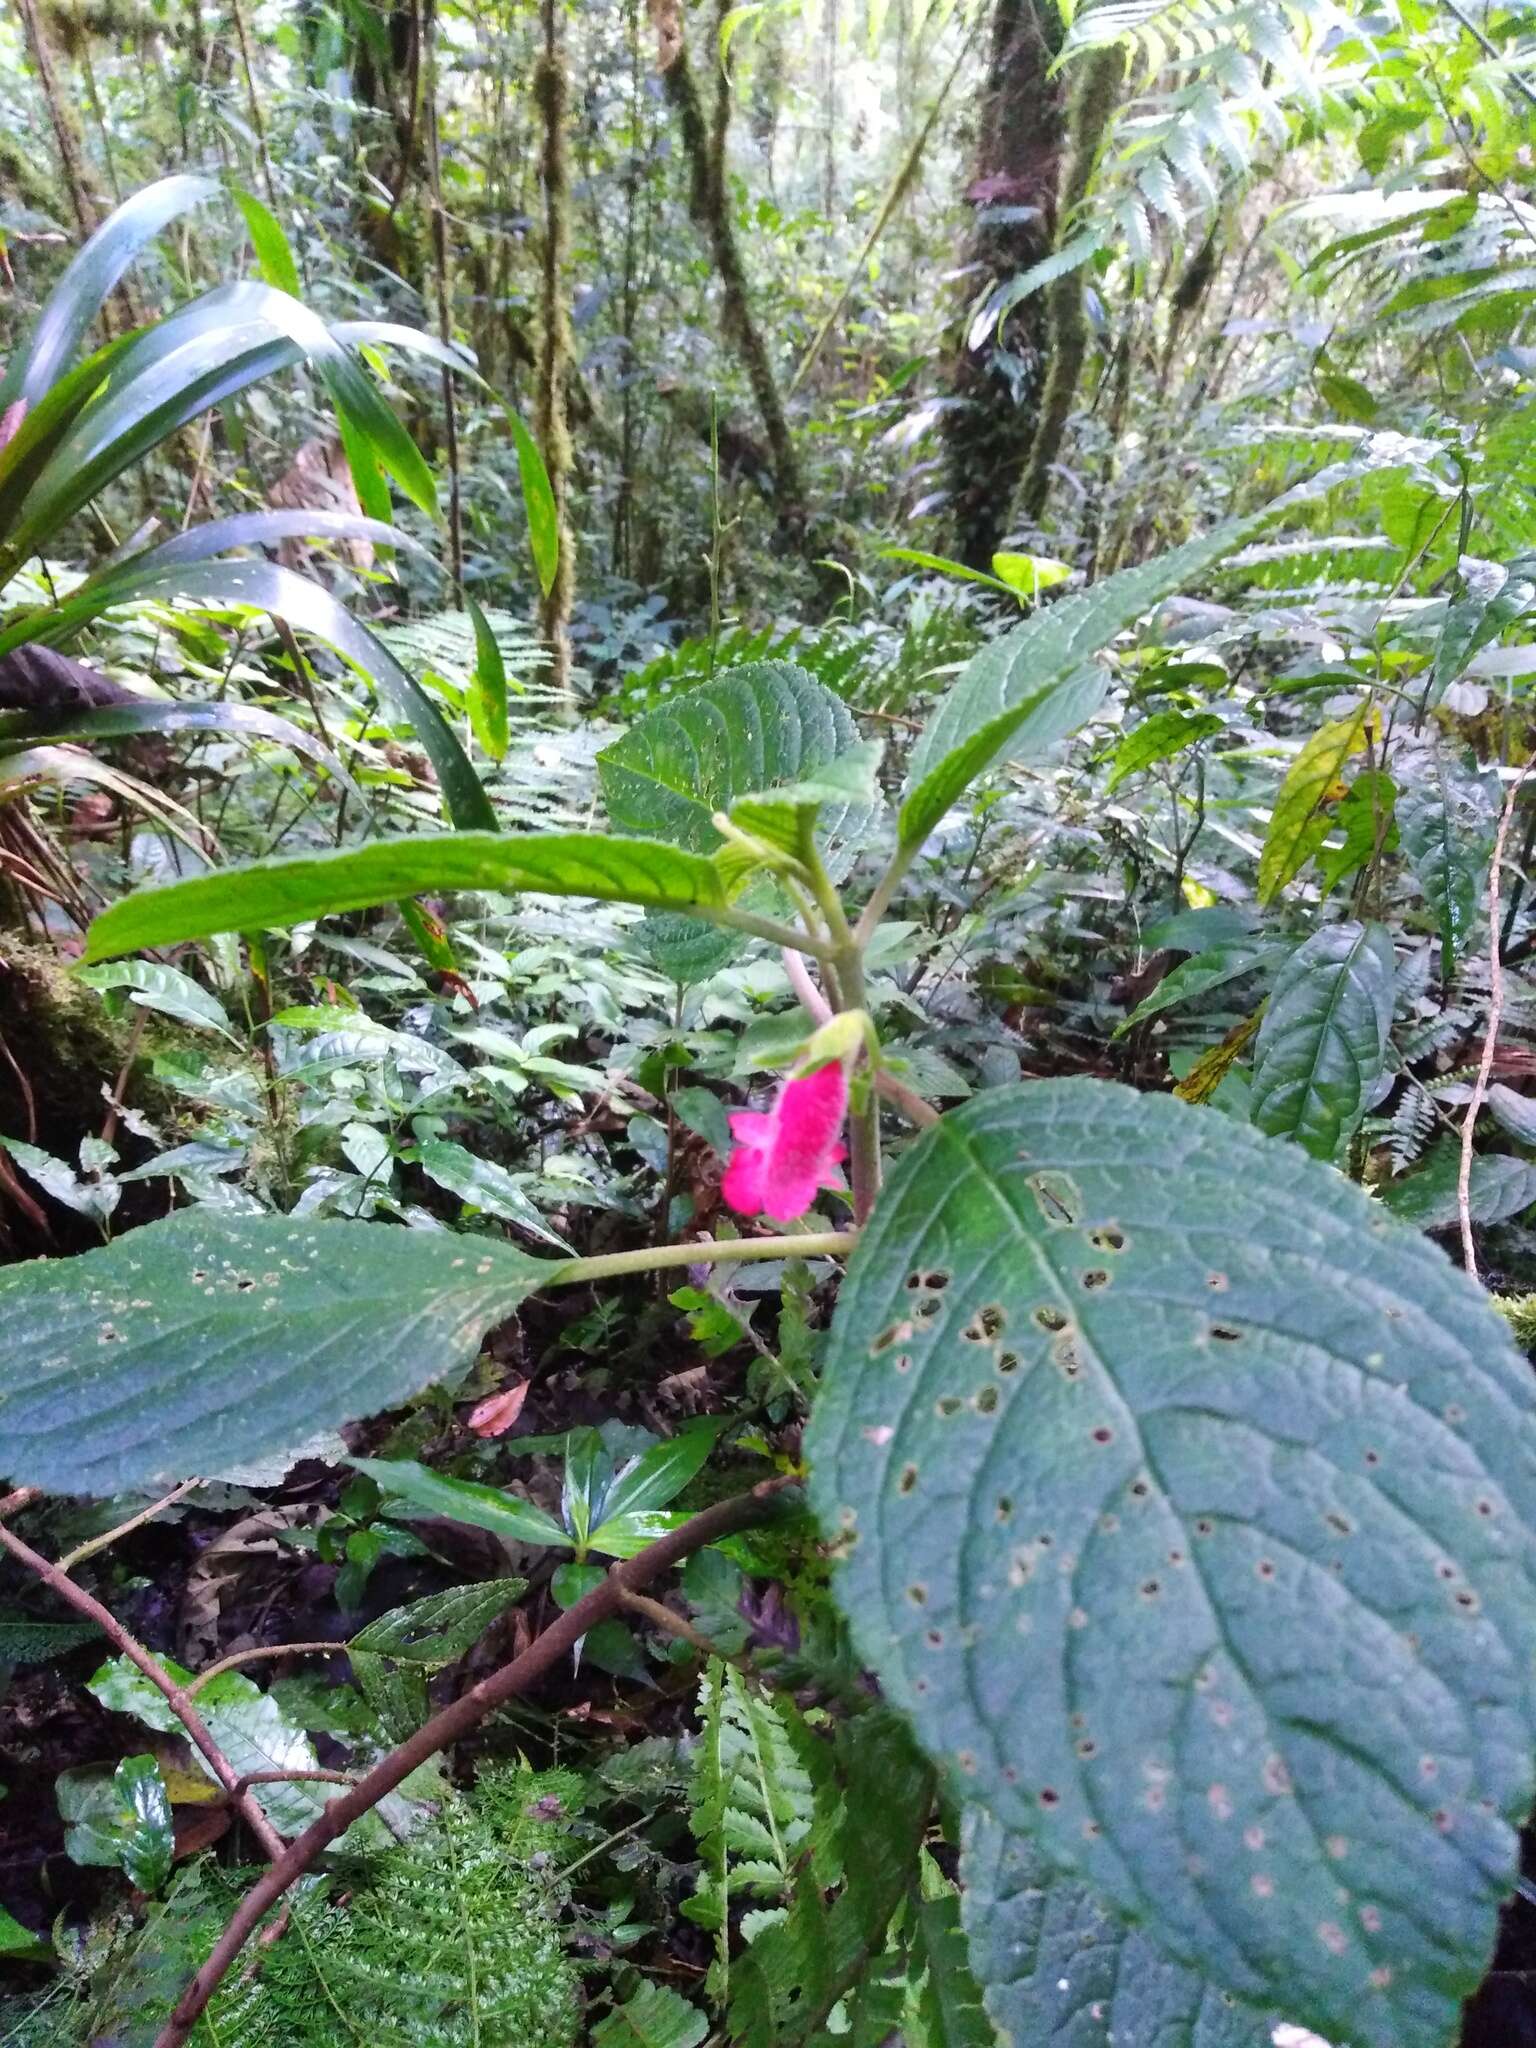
[940,0,1064,571]
[536,0,576,700]
[655,0,808,542]
[15,0,101,237]
[1016,42,1126,528]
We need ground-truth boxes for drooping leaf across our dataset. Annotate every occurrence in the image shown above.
[77,961,237,1041]
[808,1077,1536,2048]
[1257,703,1377,904]
[0,1213,558,1495]
[960,1807,1274,2048]
[1249,920,1396,1158]
[350,1457,570,1549]
[1119,937,1288,1032]
[1395,744,1500,978]
[0,174,216,413]
[416,1137,572,1251]
[84,832,738,963]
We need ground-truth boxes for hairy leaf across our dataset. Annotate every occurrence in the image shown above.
[0,1213,558,1494]
[1249,921,1395,1158]
[1395,744,1499,978]
[808,1078,1536,2048]
[84,832,737,962]
[961,1807,1274,2047]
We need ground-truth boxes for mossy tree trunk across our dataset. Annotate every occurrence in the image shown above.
[940,0,1064,571]
[1015,41,1126,529]
[536,0,577,699]
[657,0,809,546]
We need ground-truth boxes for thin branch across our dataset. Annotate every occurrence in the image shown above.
[1459,764,1533,1280]
[55,1480,202,1574]
[1439,0,1536,109]
[220,1769,357,1805]
[0,1520,285,1862]
[155,1477,798,2048]
[190,1642,345,1695]
[0,1488,40,1522]
[563,1230,855,1285]
[614,1585,720,1658]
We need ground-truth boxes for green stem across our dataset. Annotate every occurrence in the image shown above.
[559,1231,856,1286]
[712,904,838,959]
[835,945,882,1223]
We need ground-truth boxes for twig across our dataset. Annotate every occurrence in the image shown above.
[1459,763,1534,1280]
[220,1769,358,1805]
[780,947,938,1128]
[55,1479,202,1573]
[614,1585,720,1658]
[99,1008,150,1153]
[190,1642,345,1695]
[0,1488,40,1522]
[0,1521,285,1862]
[154,1477,798,2048]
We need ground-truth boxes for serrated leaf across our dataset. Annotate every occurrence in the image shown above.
[1395,745,1499,979]
[1106,710,1223,792]
[960,1806,1274,2047]
[807,1077,1536,2048]
[0,1617,100,1665]
[1258,704,1377,904]
[0,1212,558,1495]
[348,1577,528,1663]
[906,1851,993,2047]
[598,662,864,855]
[83,832,737,962]
[1249,921,1395,1159]
[593,1982,708,2048]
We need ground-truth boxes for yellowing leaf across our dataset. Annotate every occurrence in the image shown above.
[1257,703,1378,904]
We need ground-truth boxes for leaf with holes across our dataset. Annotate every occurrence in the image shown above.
[960,1807,1275,2048]
[0,1212,559,1495]
[1249,921,1395,1159]
[1395,745,1499,980]
[807,1078,1536,2048]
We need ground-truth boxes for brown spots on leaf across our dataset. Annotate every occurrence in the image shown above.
[1252,1873,1275,1898]
[1317,1921,1349,1956]
[1262,1754,1293,1796]
[1034,1303,1069,1333]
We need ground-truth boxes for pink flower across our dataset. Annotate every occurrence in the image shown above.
[721,1061,849,1222]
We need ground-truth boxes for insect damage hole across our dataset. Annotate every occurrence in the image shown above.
[1027,1171,1082,1226]
[963,1303,1007,1342]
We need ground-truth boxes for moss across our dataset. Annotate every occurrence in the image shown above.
[1493,1292,1536,1351]
[0,938,178,1149]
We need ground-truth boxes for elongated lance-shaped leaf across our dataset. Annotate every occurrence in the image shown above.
[0,510,423,660]
[1257,702,1376,904]
[0,333,140,548]
[83,830,740,960]
[0,174,216,413]
[0,1213,562,1495]
[1249,920,1396,1159]
[961,1808,1275,2048]
[1395,742,1500,980]
[808,1077,1536,2048]
[65,556,493,830]
[0,698,362,806]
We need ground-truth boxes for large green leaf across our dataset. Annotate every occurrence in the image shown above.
[0,1213,559,1495]
[1395,744,1499,979]
[350,1457,569,1549]
[900,527,1255,851]
[597,661,863,855]
[1249,920,1395,1158]
[84,831,738,962]
[960,1808,1274,2048]
[0,174,215,413]
[807,1078,1536,2048]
